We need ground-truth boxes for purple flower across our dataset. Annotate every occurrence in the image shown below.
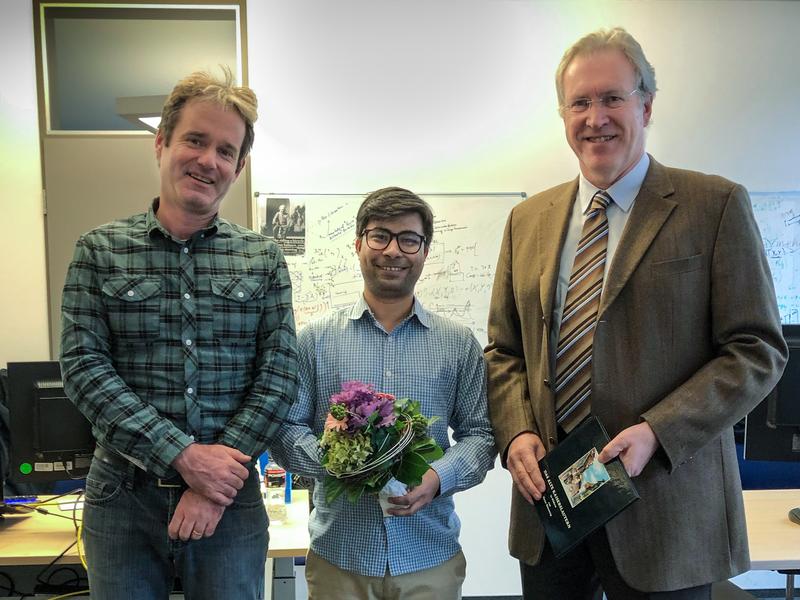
[329,381,397,430]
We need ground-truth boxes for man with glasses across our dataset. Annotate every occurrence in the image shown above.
[271,186,495,599]
[486,28,786,599]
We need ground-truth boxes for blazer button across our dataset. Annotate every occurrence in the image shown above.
[543,378,550,388]
[548,436,557,445]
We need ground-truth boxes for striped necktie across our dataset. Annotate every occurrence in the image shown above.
[554,190,612,433]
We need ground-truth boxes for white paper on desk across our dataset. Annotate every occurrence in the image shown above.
[378,478,408,517]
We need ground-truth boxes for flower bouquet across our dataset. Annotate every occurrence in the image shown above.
[319,381,444,504]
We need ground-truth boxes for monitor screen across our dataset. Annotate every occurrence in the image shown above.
[744,325,800,463]
[7,361,95,484]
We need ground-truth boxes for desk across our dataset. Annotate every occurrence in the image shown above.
[744,489,800,599]
[0,491,310,598]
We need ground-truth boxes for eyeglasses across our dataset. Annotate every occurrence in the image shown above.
[561,89,641,114]
[362,227,426,254]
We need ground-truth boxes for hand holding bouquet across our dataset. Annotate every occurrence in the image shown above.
[319,381,444,504]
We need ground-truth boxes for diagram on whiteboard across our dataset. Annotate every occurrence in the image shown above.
[255,193,524,345]
[751,191,800,324]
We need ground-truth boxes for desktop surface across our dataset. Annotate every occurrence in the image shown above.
[743,489,800,571]
[0,491,310,566]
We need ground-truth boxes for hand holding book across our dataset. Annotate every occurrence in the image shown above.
[533,416,640,558]
[597,420,660,477]
[506,431,548,503]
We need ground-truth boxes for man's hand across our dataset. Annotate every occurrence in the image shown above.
[387,468,440,517]
[597,421,660,477]
[168,488,226,541]
[507,432,547,503]
[172,443,251,506]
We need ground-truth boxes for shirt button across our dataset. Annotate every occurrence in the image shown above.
[127,290,135,297]
[187,387,194,395]
[185,339,192,346]
[237,291,244,298]
[183,247,189,254]
[386,370,392,377]
[184,293,191,300]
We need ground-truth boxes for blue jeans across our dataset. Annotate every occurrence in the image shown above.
[83,457,268,600]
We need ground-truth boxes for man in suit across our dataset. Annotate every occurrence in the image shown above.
[485,27,787,599]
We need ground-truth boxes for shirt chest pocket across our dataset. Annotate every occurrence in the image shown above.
[210,277,265,343]
[101,276,162,342]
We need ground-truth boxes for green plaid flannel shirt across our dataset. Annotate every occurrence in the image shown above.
[60,201,298,478]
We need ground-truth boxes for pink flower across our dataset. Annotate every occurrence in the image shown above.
[325,413,348,431]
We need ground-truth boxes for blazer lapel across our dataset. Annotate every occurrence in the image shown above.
[539,178,578,332]
[599,158,677,317]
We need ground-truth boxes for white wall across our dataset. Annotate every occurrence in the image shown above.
[246,1,800,596]
[2,0,798,595]
[0,0,49,366]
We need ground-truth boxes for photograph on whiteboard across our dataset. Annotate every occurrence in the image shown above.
[258,195,306,256]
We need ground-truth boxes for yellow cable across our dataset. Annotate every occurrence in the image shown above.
[76,518,88,569]
[47,590,90,599]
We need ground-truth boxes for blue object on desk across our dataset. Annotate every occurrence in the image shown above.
[285,472,292,504]
[5,495,38,504]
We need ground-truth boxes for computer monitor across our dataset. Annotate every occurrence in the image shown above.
[744,325,800,464]
[6,361,95,484]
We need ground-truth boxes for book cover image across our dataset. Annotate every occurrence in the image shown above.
[557,446,610,508]
[535,416,639,557]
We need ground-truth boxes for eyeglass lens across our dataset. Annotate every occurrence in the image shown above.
[365,228,424,254]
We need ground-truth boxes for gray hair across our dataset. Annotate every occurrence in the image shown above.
[555,27,657,109]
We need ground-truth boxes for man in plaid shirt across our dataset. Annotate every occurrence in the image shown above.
[60,69,297,599]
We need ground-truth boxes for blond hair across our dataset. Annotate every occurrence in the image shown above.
[159,66,257,170]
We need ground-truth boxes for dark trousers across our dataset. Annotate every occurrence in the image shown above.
[520,528,711,600]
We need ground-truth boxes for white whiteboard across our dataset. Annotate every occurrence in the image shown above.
[752,191,800,324]
[254,193,524,344]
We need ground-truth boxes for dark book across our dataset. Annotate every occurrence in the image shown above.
[534,416,639,557]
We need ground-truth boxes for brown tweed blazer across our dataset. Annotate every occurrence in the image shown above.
[485,157,787,592]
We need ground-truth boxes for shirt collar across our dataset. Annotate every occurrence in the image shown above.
[348,295,431,329]
[578,153,650,215]
[147,198,220,241]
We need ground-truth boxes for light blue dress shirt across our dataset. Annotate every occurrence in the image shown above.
[550,153,651,356]
[270,296,496,577]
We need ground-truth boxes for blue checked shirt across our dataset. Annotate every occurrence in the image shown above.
[270,296,496,577]
[60,201,298,478]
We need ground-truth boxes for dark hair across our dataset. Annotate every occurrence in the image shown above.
[356,187,434,247]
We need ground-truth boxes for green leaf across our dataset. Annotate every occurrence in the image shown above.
[363,470,392,494]
[394,451,430,488]
[345,481,367,503]
[324,476,346,505]
[362,466,391,486]
[418,444,444,462]
[372,426,393,455]
[411,438,436,452]
[410,437,444,462]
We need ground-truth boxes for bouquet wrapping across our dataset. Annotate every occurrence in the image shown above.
[319,381,444,504]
